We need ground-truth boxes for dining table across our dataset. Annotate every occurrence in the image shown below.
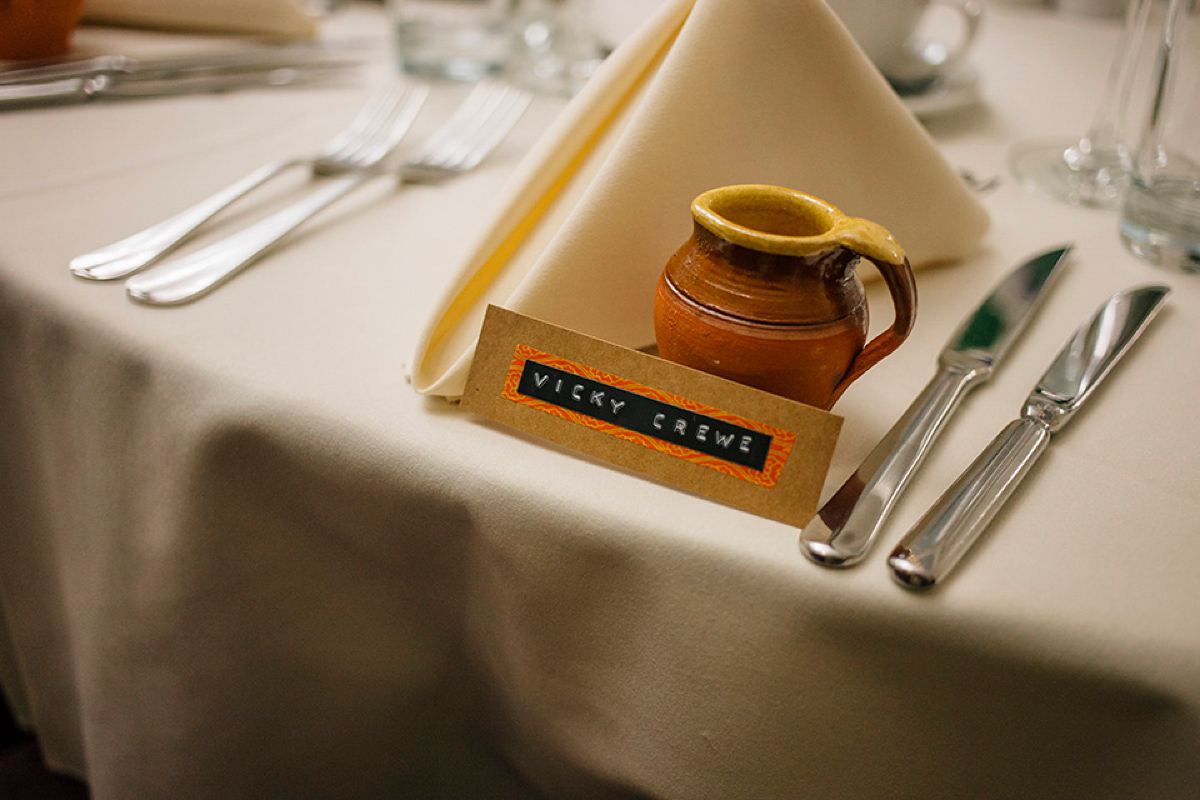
[1,1,1198,798]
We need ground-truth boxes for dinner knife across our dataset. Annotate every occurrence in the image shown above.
[0,46,357,86]
[800,245,1071,567]
[888,284,1170,590]
[0,63,350,110]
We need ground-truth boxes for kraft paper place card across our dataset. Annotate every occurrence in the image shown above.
[461,305,842,527]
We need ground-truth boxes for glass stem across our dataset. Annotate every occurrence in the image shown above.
[1069,0,1153,168]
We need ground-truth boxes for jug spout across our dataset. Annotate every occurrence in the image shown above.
[690,184,907,268]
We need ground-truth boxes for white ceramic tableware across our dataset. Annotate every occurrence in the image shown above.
[825,0,983,88]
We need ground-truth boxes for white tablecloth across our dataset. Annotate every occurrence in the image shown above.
[1,3,1197,798]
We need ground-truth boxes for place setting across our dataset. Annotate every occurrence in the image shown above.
[51,0,1184,590]
[412,0,994,549]
[48,0,998,310]
[40,0,631,303]
[3,2,1200,799]
[69,79,532,303]
[30,0,1196,589]
[408,0,1189,594]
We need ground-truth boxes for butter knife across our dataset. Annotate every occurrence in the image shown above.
[0,63,350,110]
[801,245,1071,567]
[888,284,1170,589]
[0,46,357,86]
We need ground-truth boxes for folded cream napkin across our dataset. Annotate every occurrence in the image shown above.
[412,0,990,399]
[82,0,319,39]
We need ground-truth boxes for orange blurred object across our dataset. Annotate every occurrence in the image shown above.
[0,0,88,60]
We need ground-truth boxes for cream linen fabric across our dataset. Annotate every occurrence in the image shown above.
[82,0,319,39]
[411,0,990,398]
[1,5,1199,800]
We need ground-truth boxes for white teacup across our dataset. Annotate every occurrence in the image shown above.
[825,0,983,89]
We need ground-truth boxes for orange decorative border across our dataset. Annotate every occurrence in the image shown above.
[501,344,795,488]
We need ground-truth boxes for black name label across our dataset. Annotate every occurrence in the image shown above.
[517,360,772,471]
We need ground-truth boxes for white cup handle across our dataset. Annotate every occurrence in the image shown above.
[923,0,983,74]
[887,0,984,87]
[916,0,984,76]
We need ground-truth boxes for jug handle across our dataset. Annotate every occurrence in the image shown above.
[828,255,918,406]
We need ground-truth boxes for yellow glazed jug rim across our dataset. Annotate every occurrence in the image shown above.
[691,184,906,265]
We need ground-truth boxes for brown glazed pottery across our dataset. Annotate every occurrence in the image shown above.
[0,0,88,61]
[654,185,917,410]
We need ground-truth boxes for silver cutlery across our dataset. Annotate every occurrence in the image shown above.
[0,46,360,110]
[960,169,1001,195]
[126,81,532,305]
[800,245,1071,567]
[0,45,358,85]
[71,81,429,282]
[888,284,1170,589]
[0,63,350,111]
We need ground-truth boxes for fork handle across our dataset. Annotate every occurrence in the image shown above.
[71,159,301,281]
[126,171,375,305]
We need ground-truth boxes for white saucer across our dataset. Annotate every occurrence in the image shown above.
[900,65,981,119]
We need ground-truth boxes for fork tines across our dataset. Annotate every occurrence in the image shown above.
[317,81,429,172]
[322,82,411,155]
[404,81,533,179]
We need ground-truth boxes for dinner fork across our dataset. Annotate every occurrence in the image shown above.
[70,81,429,281]
[125,81,531,306]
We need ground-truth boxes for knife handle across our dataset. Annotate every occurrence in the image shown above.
[800,364,982,567]
[888,416,1051,589]
[0,77,90,109]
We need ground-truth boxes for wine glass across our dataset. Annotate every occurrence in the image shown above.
[1119,0,1200,271]
[1008,0,1154,209]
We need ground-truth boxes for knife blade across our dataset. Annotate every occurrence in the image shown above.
[888,284,1170,589]
[800,245,1072,567]
[0,45,358,86]
[0,62,351,110]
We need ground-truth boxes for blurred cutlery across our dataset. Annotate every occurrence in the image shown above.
[0,45,358,86]
[0,61,352,111]
[71,81,428,281]
[801,245,1072,567]
[126,81,531,305]
[960,169,1001,194]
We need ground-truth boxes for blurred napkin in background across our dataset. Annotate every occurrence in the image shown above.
[82,0,320,39]
[412,0,990,399]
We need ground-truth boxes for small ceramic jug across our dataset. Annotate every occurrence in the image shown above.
[654,185,917,410]
[0,0,88,60]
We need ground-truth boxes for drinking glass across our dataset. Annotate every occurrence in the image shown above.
[1008,0,1154,208]
[1119,0,1200,271]
[389,0,515,82]
[507,0,605,97]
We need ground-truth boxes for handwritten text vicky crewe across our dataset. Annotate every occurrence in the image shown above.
[516,360,772,471]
